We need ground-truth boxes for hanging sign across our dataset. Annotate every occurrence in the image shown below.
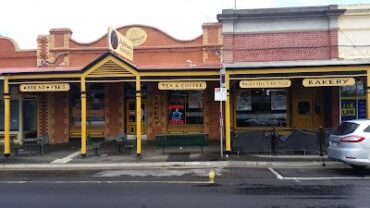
[20,83,70,92]
[303,78,355,87]
[158,81,206,90]
[240,80,291,88]
[108,27,134,61]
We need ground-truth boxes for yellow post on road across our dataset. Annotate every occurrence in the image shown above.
[136,76,142,157]
[80,77,87,157]
[3,77,10,157]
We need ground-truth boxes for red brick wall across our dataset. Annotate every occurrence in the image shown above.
[223,30,338,62]
[206,82,220,140]
[49,92,69,144]
[147,84,167,140]
[105,83,124,137]
[0,38,36,67]
[329,30,338,59]
[62,24,220,68]
[326,87,340,127]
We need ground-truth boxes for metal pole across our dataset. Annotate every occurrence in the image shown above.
[220,82,223,158]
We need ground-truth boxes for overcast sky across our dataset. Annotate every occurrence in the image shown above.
[1,0,369,49]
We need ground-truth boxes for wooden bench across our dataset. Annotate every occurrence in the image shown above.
[155,133,209,153]
[112,133,135,154]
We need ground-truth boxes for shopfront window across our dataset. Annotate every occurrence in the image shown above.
[340,77,367,121]
[71,84,105,126]
[23,99,37,137]
[236,89,287,127]
[168,91,203,125]
[0,100,20,131]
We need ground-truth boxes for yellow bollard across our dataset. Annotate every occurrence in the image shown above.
[209,170,215,185]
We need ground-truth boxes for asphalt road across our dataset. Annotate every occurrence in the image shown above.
[0,167,369,208]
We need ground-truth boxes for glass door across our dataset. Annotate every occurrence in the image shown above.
[126,99,146,135]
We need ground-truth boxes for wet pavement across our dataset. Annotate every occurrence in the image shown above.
[0,167,369,207]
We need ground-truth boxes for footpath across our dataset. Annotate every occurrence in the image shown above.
[0,142,344,170]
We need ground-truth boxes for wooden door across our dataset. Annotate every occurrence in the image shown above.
[292,81,325,129]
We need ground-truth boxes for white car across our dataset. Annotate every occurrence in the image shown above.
[328,119,370,169]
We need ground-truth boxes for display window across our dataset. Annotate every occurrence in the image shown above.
[71,83,105,126]
[23,99,37,137]
[0,100,19,131]
[340,77,367,121]
[168,91,203,125]
[236,89,288,127]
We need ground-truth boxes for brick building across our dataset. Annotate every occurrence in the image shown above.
[1,4,370,156]
[0,24,223,156]
[217,5,370,146]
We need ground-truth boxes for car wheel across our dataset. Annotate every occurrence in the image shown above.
[349,164,367,169]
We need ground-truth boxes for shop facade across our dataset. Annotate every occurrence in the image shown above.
[1,4,370,156]
[0,24,223,156]
[217,5,370,152]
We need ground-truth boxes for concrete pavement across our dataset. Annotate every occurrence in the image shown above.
[0,141,345,170]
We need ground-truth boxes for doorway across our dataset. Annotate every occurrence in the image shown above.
[126,99,147,135]
[292,80,325,129]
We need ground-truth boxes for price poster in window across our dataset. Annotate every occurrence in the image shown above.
[270,90,286,110]
[237,90,252,111]
[188,92,203,109]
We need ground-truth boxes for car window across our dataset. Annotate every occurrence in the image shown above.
[332,122,359,135]
[364,125,370,133]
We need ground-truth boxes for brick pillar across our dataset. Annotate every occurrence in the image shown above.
[104,83,124,138]
[329,29,338,59]
[49,92,69,144]
[202,23,222,63]
[36,35,50,67]
[147,83,167,140]
[207,82,219,140]
[326,87,340,127]
[223,34,234,63]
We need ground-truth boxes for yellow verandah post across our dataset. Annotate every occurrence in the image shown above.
[225,72,231,153]
[3,77,11,157]
[80,77,87,157]
[136,75,142,157]
[367,70,370,119]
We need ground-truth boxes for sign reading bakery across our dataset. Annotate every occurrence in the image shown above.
[240,80,291,88]
[303,78,355,87]
[158,81,207,90]
[108,27,133,61]
[20,83,70,92]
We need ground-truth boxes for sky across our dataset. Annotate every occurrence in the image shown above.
[1,0,370,49]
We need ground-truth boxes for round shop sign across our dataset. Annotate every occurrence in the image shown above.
[126,27,147,47]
